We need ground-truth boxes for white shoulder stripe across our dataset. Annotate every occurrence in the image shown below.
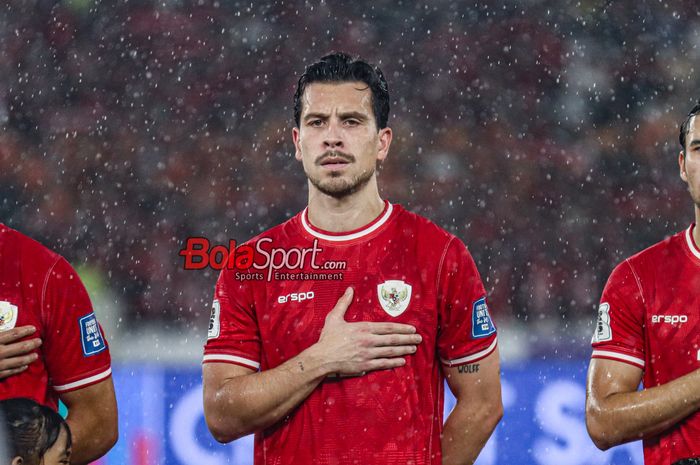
[53,368,112,392]
[592,349,645,368]
[441,337,498,367]
[301,203,393,242]
[202,354,260,369]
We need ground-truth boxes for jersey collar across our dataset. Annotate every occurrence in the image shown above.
[685,224,700,261]
[300,201,393,242]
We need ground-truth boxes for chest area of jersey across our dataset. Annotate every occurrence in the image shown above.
[0,278,39,332]
[646,278,699,337]
[644,279,700,376]
[254,244,438,356]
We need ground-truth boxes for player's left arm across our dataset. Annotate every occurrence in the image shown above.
[441,346,503,465]
[59,377,118,465]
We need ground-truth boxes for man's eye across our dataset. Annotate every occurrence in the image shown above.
[309,120,323,127]
[344,120,359,126]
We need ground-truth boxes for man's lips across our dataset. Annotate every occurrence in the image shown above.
[317,152,354,169]
[320,159,350,166]
[320,160,350,171]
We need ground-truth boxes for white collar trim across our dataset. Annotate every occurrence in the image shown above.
[685,225,700,260]
[301,203,393,242]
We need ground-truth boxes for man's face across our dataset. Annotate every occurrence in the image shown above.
[293,81,391,199]
[680,115,700,208]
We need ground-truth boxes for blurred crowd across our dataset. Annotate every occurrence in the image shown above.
[0,0,697,355]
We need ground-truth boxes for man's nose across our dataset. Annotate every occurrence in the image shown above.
[323,122,343,148]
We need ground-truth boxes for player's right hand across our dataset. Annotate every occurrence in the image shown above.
[314,287,422,376]
[0,325,41,380]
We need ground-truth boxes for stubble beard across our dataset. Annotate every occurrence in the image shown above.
[306,166,376,199]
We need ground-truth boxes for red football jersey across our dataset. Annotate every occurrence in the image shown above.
[0,224,111,410]
[591,224,700,464]
[204,201,498,465]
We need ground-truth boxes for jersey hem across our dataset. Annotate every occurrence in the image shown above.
[591,349,645,369]
[441,337,498,367]
[53,367,112,392]
[202,353,260,370]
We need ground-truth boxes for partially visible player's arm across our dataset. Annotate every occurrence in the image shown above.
[0,325,41,379]
[441,347,502,465]
[586,358,700,450]
[60,377,118,465]
[203,287,422,443]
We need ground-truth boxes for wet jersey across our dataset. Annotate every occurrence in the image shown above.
[204,201,498,465]
[592,225,700,464]
[0,224,111,410]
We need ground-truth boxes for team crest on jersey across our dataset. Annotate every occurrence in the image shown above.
[0,301,18,331]
[472,297,496,338]
[377,280,412,317]
[592,303,612,343]
[208,300,221,339]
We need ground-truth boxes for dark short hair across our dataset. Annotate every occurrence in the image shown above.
[293,52,390,130]
[0,398,72,463]
[679,101,700,152]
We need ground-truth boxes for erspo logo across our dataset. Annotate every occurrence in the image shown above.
[179,237,346,281]
[651,314,688,324]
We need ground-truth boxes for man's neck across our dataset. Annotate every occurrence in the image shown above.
[306,182,386,233]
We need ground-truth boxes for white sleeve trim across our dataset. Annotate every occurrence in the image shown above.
[203,354,260,369]
[591,349,645,368]
[53,367,112,392]
[441,337,498,367]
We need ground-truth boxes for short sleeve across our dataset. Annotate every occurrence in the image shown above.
[42,258,112,393]
[437,237,497,367]
[591,260,646,369]
[202,269,261,370]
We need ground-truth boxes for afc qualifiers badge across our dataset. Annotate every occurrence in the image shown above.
[0,301,18,330]
[377,280,412,317]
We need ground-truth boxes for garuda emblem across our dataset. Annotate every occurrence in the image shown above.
[377,280,412,317]
[0,301,18,331]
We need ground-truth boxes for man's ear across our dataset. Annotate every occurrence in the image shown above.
[12,456,24,465]
[376,127,393,162]
[680,150,688,182]
[293,127,302,161]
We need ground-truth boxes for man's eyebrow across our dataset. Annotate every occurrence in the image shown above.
[303,111,369,121]
[303,112,329,120]
[689,139,700,148]
[337,111,369,120]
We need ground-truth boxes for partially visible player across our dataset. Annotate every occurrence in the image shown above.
[0,224,117,465]
[0,397,72,465]
[202,52,502,465]
[586,102,700,465]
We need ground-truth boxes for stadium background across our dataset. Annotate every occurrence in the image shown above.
[0,0,696,463]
